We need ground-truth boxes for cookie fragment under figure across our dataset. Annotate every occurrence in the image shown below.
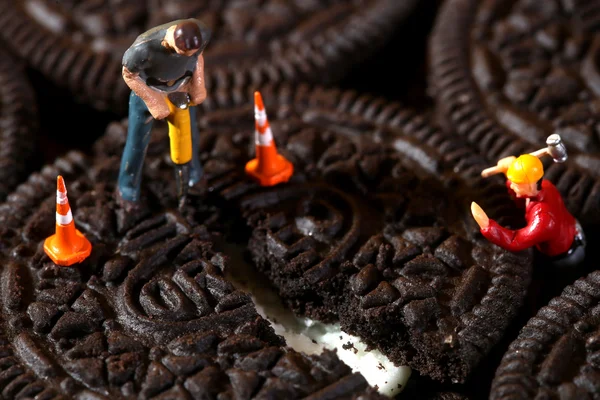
[43,176,92,267]
[245,91,294,186]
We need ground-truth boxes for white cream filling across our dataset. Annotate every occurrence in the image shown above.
[223,244,411,397]
[249,284,411,397]
[266,313,410,396]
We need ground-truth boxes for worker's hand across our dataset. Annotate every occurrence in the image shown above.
[496,156,516,174]
[189,85,207,107]
[471,202,490,230]
[144,96,170,120]
[189,55,207,106]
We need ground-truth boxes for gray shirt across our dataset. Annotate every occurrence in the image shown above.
[122,19,210,93]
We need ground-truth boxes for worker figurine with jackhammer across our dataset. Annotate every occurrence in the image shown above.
[471,134,585,268]
[119,18,210,205]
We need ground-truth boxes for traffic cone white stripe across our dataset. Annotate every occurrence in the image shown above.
[256,126,274,145]
[56,210,73,226]
[254,100,273,145]
[255,108,267,127]
[57,190,68,205]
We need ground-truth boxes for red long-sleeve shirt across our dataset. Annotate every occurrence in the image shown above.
[480,179,576,256]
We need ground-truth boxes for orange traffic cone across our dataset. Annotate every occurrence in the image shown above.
[245,91,293,186]
[43,176,92,267]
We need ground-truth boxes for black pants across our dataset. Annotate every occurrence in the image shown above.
[548,221,586,269]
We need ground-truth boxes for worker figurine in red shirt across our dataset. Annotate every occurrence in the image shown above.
[471,152,585,268]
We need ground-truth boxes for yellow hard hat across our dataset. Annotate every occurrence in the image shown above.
[507,154,544,184]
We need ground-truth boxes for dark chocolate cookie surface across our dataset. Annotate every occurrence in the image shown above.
[0,148,383,397]
[0,48,38,201]
[490,270,600,400]
[430,0,600,225]
[95,84,533,386]
[0,0,417,113]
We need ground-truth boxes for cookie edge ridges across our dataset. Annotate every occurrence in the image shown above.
[0,0,418,113]
[490,270,600,400]
[428,0,600,225]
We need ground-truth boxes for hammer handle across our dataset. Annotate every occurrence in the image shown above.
[481,165,503,178]
[529,148,548,158]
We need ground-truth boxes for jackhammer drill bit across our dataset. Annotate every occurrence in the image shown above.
[175,162,190,208]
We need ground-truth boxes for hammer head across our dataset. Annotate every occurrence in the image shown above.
[546,134,568,163]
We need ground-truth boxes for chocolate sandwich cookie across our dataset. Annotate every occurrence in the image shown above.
[429,0,600,224]
[490,270,600,400]
[0,49,38,201]
[0,153,384,398]
[0,0,417,113]
[95,83,533,386]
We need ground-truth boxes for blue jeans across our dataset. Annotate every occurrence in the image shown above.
[118,92,202,202]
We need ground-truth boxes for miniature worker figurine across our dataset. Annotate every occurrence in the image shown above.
[471,154,585,268]
[119,19,211,204]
